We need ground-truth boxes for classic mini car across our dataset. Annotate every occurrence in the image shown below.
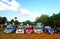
[44,26,54,34]
[33,26,43,34]
[55,27,60,33]
[4,25,15,33]
[16,26,24,34]
[25,26,33,34]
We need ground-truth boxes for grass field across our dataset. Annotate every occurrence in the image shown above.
[0,29,4,33]
[0,32,60,39]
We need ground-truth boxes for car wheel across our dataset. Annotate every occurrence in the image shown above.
[51,33,53,34]
[55,30,57,33]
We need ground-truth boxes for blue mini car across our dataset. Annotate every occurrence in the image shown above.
[44,26,54,34]
[4,25,15,33]
[55,27,60,33]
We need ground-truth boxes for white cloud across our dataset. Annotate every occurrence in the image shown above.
[0,0,40,22]
[20,9,31,15]
[2,0,8,2]
[0,0,20,11]
[30,12,40,17]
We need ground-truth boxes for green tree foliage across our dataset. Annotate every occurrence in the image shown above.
[31,22,36,26]
[23,20,31,25]
[35,14,49,26]
[35,12,60,27]
[49,13,60,27]
[56,13,60,27]
[0,17,2,24]
[0,17,7,24]
[14,20,20,25]
[14,17,20,25]
[14,17,17,21]
[10,19,14,24]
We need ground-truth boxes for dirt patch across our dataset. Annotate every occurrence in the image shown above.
[0,33,60,39]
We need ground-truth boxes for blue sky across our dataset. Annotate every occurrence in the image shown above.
[0,0,60,22]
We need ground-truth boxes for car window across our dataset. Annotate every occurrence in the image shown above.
[34,27,42,29]
[26,28,32,29]
[18,28,24,29]
[6,28,12,29]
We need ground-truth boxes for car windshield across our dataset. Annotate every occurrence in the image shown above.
[6,28,12,29]
[18,28,24,29]
[6,27,14,29]
[35,27,42,29]
[26,28,32,29]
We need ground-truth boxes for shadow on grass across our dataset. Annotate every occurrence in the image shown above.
[0,29,4,33]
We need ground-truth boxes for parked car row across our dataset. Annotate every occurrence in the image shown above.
[4,24,60,34]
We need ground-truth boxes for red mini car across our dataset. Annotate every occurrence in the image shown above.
[25,26,33,34]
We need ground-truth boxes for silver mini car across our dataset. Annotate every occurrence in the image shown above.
[33,26,43,34]
[16,26,24,34]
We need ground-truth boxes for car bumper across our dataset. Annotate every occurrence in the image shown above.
[16,31,24,34]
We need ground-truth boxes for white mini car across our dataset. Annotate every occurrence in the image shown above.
[33,26,43,34]
[16,26,24,34]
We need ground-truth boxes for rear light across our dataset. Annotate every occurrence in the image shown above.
[30,30,32,32]
[26,30,28,32]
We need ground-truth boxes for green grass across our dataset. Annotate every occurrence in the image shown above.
[0,29,4,33]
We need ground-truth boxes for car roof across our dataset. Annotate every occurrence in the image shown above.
[7,24,14,27]
[44,26,51,28]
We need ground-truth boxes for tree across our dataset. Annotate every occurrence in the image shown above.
[50,13,60,27]
[35,14,49,26]
[0,17,7,24]
[56,13,60,27]
[23,20,31,25]
[14,17,17,21]
[0,17,2,24]
[10,19,14,24]
[31,22,36,26]
[14,20,20,25]
[2,17,7,24]
[14,17,20,25]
